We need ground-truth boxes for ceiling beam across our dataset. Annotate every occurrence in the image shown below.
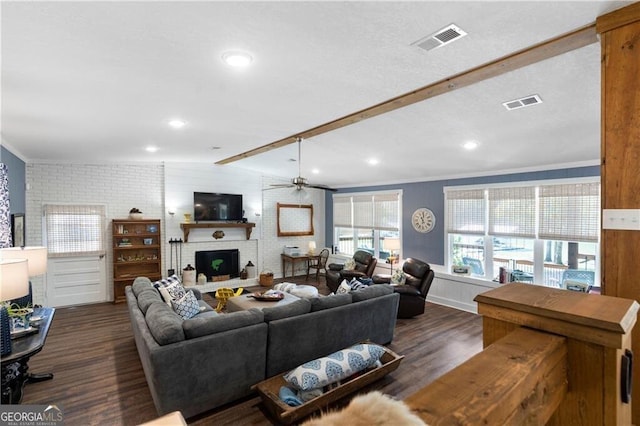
[216,23,597,165]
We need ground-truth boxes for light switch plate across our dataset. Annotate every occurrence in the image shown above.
[602,209,640,230]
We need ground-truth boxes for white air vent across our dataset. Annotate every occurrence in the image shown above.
[502,94,543,111]
[412,24,467,52]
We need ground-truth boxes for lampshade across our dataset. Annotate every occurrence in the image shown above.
[385,238,401,253]
[0,259,30,301]
[308,241,316,254]
[0,246,48,277]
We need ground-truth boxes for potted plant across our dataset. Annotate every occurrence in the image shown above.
[129,208,143,220]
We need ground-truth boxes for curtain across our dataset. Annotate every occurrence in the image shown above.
[0,164,11,248]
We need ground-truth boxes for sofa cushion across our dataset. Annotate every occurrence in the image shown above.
[137,288,163,314]
[283,343,385,391]
[310,293,352,312]
[183,308,264,339]
[132,277,154,297]
[351,284,394,302]
[391,269,407,285]
[262,299,311,322]
[153,274,184,305]
[171,290,201,320]
[145,302,185,345]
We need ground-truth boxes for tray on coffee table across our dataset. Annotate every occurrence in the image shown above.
[253,345,404,425]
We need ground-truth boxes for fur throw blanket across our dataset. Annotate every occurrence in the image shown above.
[301,391,427,426]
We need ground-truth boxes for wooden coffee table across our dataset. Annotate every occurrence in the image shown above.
[226,292,301,312]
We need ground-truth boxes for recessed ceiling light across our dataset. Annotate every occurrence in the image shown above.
[368,158,379,166]
[463,141,478,150]
[222,51,253,68]
[311,168,320,174]
[210,146,221,150]
[145,146,158,153]
[168,119,187,129]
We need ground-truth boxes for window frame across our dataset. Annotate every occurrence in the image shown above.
[444,177,600,287]
[332,190,402,259]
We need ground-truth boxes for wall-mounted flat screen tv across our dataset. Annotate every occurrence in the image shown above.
[194,192,243,222]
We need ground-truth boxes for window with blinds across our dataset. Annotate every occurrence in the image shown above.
[332,191,401,257]
[445,179,600,287]
[488,187,536,237]
[44,204,106,257]
[445,189,485,234]
[538,182,600,242]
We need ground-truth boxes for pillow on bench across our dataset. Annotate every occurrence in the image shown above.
[283,343,385,391]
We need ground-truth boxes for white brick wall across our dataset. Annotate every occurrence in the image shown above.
[26,162,164,303]
[24,161,326,305]
[261,175,325,278]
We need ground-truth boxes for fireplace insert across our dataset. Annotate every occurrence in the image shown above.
[195,249,240,281]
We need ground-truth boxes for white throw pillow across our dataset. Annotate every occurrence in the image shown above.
[336,280,351,294]
[171,290,200,320]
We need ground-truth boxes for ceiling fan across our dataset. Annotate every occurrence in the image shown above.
[267,138,337,192]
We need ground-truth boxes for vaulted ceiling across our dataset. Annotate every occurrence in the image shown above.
[1,1,631,188]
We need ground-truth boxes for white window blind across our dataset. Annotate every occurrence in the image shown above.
[353,195,374,229]
[333,196,352,227]
[44,204,106,257]
[373,193,400,231]
[488,187,536,237]
[538,182,600,242]
[445,189,486,234]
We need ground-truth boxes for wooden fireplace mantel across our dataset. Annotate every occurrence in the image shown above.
[180,222,256,242]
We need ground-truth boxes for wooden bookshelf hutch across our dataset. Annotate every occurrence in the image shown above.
[112,219,162,303]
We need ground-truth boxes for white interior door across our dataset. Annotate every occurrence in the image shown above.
[47,255,106,307]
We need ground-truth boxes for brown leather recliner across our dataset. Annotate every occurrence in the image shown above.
[326,250,378,293]
[373,258,434,318]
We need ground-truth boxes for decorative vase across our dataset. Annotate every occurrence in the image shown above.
[129,213,143,220]
[183,213,192,223]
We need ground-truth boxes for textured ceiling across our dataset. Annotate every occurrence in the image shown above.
[1,1,630,188]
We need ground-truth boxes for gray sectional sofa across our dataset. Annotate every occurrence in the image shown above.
[126,277,400,418]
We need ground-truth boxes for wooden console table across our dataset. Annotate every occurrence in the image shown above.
[180,222,255,242]
[281,253,317,278]
[1,307,55,404]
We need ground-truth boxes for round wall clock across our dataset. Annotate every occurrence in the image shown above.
[412,208,435,233]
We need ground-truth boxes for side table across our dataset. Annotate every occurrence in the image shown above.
[1,307,55,404]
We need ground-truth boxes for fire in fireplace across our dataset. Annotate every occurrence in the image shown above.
[195,249,240,281]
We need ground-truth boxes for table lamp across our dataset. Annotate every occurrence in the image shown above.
[0,259,30,356]
[385,238,401,274]
[308,241,317,255]
[0,246,48,307]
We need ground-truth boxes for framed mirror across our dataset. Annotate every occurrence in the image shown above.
[277,203,314,236]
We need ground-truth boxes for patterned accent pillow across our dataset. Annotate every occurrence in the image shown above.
[153,274,185,306]
[283,344,386,391]
[349,278,369,291]
[343,258,356,271]
[171,290,200,320]
[336,280,351,294]
[391,269,406,285]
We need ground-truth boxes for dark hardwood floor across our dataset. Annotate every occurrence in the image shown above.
[21,276,483,425]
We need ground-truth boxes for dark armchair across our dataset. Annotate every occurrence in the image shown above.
[326,250,378,293]
[373,258,434,318]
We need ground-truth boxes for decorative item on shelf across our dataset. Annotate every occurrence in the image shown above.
[212,230,225,240]
[259,269,274,287]
[451,264,471,275]
[143,238,153,245]
[146,224,158,233]
[129,208,143,220]
[245,261,256,279]
[183,213,192,223]
[308,241,316,255]
[240,268,248,280]
[197,273,207,285]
